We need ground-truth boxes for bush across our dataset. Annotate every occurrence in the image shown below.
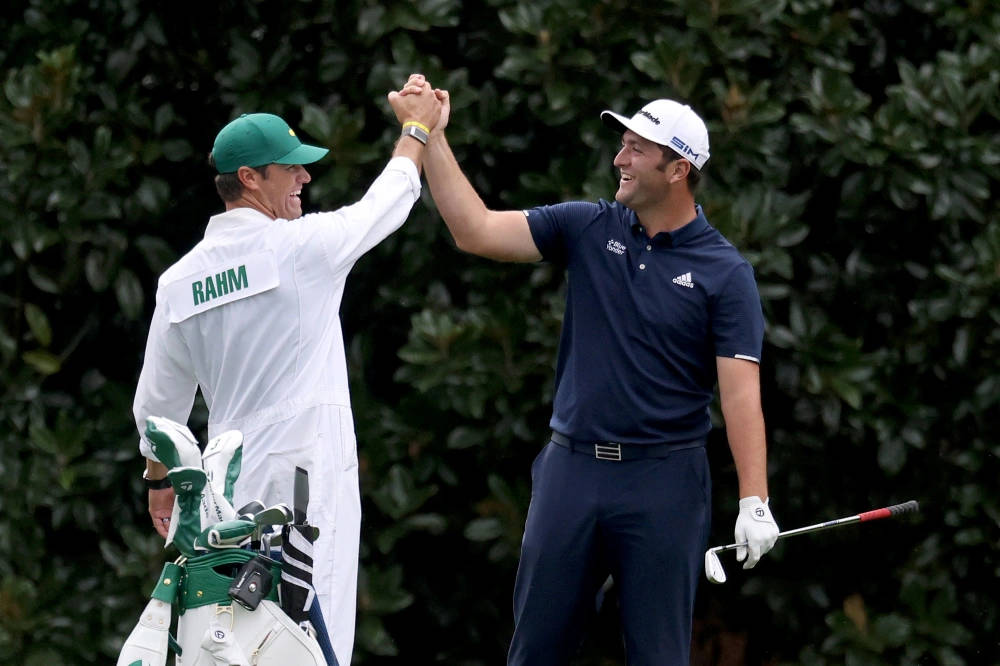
[1,1,996,663]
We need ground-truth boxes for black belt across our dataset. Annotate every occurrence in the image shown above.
[549,431,704,462]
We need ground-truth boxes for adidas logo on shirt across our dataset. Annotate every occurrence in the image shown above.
[672,272,694,288]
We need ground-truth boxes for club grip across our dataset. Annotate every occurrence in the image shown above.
[858,500,919,522]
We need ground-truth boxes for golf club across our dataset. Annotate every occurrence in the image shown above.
[236,499,266,520]
[704,500,920,584]
[250,503,294,547]
[252,503,293,530]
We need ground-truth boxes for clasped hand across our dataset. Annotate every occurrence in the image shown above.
[389,73,451,134]
[387,73,442,132]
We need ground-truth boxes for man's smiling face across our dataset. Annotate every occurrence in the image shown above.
[612,130,673,212]
[257,163,312,220]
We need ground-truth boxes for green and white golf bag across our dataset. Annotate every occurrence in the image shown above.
[116,561,183,666]
[117,416,326,666]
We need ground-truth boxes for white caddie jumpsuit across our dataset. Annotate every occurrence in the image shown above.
[133,156,421,666]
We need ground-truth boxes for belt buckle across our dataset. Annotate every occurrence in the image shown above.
[595,442,622,461]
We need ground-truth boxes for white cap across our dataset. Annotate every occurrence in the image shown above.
[601,99,710,170]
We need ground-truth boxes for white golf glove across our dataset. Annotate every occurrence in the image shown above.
[734,496,779,569]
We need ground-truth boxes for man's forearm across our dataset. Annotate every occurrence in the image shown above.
[146,459,168,480]
[718,357,770,499]
[727,416,768,500]
[423,133,491,252]
[392,130,427,173]
[723,397,769,500]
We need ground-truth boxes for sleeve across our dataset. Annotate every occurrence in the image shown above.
[711,261,765,363]
[524,201,601,265]
[133,292,198,460]
[311,156,422,277]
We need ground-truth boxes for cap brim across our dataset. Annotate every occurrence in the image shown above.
[600,110,663,147]
[274,143,329,166]
[600,110,629,134]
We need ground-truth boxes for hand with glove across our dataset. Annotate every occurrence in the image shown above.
[734,496,779,569]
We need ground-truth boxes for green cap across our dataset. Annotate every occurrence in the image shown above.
[211,113,329,174]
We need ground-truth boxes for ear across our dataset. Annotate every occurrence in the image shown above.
[236,166,262,191]
[668,159,691,184]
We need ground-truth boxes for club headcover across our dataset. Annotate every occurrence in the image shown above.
[202,430,244,504]
[145,416,202,470]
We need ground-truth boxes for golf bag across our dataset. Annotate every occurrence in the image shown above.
[117,416,334,666]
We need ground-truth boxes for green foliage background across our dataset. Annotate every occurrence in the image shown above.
[1,0,997,663]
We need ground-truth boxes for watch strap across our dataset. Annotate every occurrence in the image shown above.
[143,469,172,490]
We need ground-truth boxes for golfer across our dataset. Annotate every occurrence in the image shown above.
[401,75,780,664]
[133,78,441,666]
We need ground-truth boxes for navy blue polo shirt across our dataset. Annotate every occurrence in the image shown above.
[525,200,764,444]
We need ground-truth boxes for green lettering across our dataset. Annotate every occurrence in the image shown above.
[228,265,248,292]
[203,275,217,301]
[192,280,205,306]
[191,265,248,307]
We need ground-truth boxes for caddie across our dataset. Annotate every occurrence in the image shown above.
[133,77,441,666]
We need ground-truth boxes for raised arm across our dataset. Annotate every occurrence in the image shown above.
[424,132,541,262]
[398,75,540,263]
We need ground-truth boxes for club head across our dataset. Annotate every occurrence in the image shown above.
[704,548,727,584]
[253,503,294,528]
[236,499,265,520]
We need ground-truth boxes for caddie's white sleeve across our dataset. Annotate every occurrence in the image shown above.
[133,292,198,460]
[316,156,421,275]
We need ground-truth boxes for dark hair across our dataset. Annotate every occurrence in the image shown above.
[207,153,269,202]
[657,146,702,193]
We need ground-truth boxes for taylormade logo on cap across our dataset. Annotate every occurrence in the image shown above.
[600,99,711,170]
[211,113,329,174]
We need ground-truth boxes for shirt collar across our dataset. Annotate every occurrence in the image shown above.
[630,204,708,247]
[204,207,275,238]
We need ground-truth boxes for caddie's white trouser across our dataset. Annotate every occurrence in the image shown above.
[215,400,361,666]
[176,601,326,665]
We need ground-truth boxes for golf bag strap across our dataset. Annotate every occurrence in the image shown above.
[151,562,184,604]
[179,550,279,613]
[168,633,183,657]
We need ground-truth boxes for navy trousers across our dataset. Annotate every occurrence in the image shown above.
[507,440,711,666]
